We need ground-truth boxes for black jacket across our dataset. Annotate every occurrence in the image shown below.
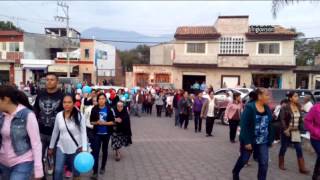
[279,104,304,132]
[33,89,64,135]
[114,108,133,145]
[90,104,115,134]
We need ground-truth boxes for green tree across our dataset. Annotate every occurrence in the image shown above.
[272,0,317,18]
[119,44,150,71]
[0,21,23,31]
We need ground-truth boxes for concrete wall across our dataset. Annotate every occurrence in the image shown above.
[215,17,249,35]
[150,43,173,65]
[132,65,296,90]
[247,40,295,66]
[173,40,219,65]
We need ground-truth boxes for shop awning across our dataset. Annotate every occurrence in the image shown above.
[48,64,79,73]
[23,64,48,70]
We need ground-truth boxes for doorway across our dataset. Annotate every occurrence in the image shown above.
[182,75,206,93]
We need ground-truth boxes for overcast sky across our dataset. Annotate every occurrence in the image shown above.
[0,1,319,37]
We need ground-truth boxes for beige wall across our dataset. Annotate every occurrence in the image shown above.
[215,17,249,35]
[246,40,295,66]
[150,44,173,65]
[173,40,219,65]
[131,65,296,89]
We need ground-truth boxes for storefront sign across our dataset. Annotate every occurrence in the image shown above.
[250,25,275,34]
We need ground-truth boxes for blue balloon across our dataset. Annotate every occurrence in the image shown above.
[74,152,94,173]
[76,83,82,89]
[124,93,129,99]
[82,86,92,94]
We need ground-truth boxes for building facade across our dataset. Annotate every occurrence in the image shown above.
[53,39,124,86]
[129,16,297,91]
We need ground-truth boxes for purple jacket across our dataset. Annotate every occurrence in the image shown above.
[193,97,205,112]
[304,103,320,140]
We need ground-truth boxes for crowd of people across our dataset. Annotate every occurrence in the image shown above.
[1,73,320,180]
[0,72,132,180]
[129,86,320,180]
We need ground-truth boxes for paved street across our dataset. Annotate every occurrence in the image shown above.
[79,114,314,180]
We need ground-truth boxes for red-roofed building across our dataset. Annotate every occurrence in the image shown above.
[128,15,297,90]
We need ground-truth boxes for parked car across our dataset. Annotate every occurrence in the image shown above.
[242,89,316,111]
[214,88,253,125]
[313,90,320,102]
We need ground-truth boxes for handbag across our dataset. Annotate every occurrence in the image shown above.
[63,113,79,148]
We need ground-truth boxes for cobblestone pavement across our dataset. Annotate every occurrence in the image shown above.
[78,114,314,180]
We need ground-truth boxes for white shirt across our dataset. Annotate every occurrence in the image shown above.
[207,98,215,117]
[303,101,313,113]
[49,111,88,154]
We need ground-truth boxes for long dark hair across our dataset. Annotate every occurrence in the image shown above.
[0,85,33,111]
[250,88,265,102]
[286,90,301,108]
[63,94,81,127]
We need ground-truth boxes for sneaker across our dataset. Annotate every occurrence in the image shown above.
[47,168,53,176]
[100,169,105,175]
[65,170,72,178]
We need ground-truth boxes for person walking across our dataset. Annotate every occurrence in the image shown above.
[201,91,216,137]
[224,92,242,143]
[90,93,118,179]
[48,94,87,180]
[278,91,309,174]
[0,85,43,180]
[305,102,320,180]
[155,91,165,117]
[173,90,182,126]
[178,91,192,129]
[111,101,132,161]
[232,88,274,180]
[133,90,143,117]
[166,92,174,118]
[33,73,64,178]
[193,92,205,133]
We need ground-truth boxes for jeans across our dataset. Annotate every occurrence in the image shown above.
[194,111,202,132]
[0,161,33,180]
[229,120,239,141]
[311,139,320,180]
[174,108,180,126]
[279,133,303,158]
[206,116,215,136]
[134,104,142,117]
[92,134,111,174]
[54,147,79,180]
[233,143,269,180]
[40,133,53,177]
[156,105,163,117]
[179,114,189,129]
[146,103,152,115]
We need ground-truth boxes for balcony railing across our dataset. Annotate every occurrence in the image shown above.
[6,52,23,63]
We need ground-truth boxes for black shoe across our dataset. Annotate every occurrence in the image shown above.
[206,134,212,137]
[100,169,105,175]
[233,173,240,180]
[91,173,98,180]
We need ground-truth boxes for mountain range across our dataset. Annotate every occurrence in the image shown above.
[81,27,173,50]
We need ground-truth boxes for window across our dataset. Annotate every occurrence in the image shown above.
[258,43,280,54]
[9,42,19,52]
[186,43,206,53]
[219,37,244,54]
[0,42,6,51]
[84,49,90,58]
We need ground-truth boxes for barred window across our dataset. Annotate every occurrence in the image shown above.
[219,37,244,54]
[186,43,206,53]
[258,43,280,54]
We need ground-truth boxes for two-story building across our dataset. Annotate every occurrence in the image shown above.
[53,38,124,85]
[0,30,24,85]
[128,15,297,90]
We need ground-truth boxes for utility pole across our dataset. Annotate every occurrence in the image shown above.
[55,1,70,77]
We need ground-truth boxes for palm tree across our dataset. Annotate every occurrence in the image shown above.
[272,0,316,18]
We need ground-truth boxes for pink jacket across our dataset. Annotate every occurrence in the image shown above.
[304,103,320,140]
[0,104,43,178]
[224,102,243,121]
